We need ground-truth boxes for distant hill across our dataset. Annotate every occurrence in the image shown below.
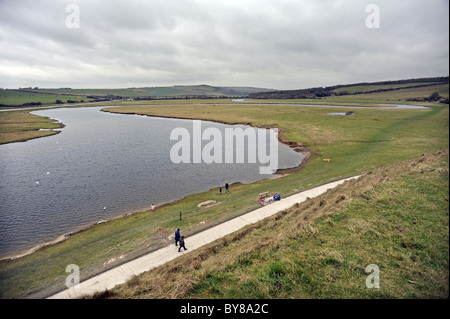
[0,85,276,107]
[248,76,449,100]
[28,84,275,98]
[2,78,449,107]
[164,85,275,98]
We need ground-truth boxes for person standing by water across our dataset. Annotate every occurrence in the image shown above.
[175,228,181,246]
[151,203,156,212]
[178,236,187,252]
[225,182,229,193]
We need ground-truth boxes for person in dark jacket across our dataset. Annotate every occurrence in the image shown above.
[178,236,187,252]
[225,182,229,193]
[175,228,181,246]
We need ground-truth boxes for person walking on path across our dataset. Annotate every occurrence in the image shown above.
[178,236,187,252]
[174,228,181,246]
[225,182,229,193]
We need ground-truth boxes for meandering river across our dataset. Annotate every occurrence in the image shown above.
[0,107,303,259]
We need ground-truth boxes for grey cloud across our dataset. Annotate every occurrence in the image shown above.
[0,0,448,89]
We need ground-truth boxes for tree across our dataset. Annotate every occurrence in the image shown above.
[428,92,441,101]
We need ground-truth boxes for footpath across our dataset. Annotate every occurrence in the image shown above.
[49,175,360,299]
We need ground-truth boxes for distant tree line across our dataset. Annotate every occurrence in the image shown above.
[86,94,122,101]
[21,102,42,106]
[132,95,247,101]
[57,99,84,104]
[407,92,449,104]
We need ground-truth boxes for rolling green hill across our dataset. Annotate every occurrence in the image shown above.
[2,77,448,107]
[249,76,449,102]
[0,85,275,107]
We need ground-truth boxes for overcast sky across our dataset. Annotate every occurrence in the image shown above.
[0,0,448,89]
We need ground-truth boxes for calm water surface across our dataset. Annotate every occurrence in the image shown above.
[0,107,303,258]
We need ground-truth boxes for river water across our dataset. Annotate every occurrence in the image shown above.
[0,107,303,259]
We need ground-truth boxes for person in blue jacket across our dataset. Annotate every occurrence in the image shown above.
[175,228,181,246]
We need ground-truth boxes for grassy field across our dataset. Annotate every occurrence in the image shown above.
[330,81,446,94]
[105,149,449,299]
[0,85,271,106]
[2,79,446,107]
[0,90,88,106]
[29,85,260,98]
[326,84,449,105]
[103,100,448,165]
[0,110,63,144]
[244,83,449,106]
[0,85,448,298]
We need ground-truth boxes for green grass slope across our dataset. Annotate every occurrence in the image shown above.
[0,90,87,106]
[0,85,273,106]
[104,149,449,299]
[0,110,63,144]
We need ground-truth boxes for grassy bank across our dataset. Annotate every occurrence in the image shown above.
[0,98,448,298]
[102,149,449,299]
[0,110,63,144]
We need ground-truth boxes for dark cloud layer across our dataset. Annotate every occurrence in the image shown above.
[0,0,448,89]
